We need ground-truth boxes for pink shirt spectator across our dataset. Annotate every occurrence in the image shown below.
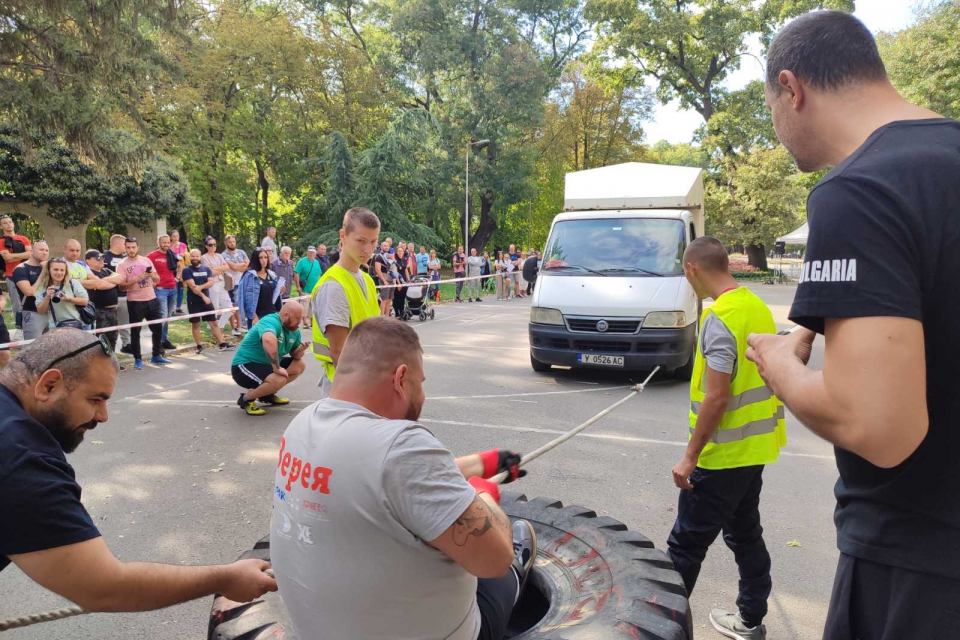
[119,256,157,302]
[171,241,187,258]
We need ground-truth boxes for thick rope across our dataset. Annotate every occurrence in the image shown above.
[491,366,660,484]
[0,606,87,632]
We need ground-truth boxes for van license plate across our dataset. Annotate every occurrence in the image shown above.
[578,354,624,367]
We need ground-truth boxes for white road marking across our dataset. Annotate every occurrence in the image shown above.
[131,384,632,406]
[419,418,835,461]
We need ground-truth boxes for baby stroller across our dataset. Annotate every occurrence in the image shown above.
[403,275,436,321]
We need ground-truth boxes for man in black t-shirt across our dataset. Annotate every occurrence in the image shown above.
[0,330,276,612]
[746,12,960,639]
[182,249,231,353]
[102,233,133,353]
[84,250,126,371]
[11,241,48,341]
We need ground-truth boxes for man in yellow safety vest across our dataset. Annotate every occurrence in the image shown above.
[667,236,785,640]
[311,207,381,398]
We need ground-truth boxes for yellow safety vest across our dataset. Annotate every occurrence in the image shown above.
[689,287,786,470]
[311,265,380,383]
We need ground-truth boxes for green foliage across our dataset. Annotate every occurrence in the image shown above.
[586,0,854,122]
[0,123,196,229]
[0,0,190,168]
[706,146,804,248]
[645,141,711,168]
[878,1,960,120]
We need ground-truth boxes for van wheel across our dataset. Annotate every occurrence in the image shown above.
[530,352,551,372]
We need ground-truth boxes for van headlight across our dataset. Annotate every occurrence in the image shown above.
[643,311,686,328]
[530,307,564,325]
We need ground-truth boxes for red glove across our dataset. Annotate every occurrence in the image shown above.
[468,476,501,504]
[477,448,526,483]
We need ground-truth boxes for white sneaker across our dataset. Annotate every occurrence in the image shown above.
[231,329,242,337]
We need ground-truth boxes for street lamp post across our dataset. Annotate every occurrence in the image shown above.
[465,139,490,253]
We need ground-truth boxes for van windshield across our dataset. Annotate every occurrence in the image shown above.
[542,218,686,275]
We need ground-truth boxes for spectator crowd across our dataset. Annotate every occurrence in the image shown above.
[0,214,540,371]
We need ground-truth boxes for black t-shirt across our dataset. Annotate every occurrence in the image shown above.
[88,267,118,308]
[182,264,212,306]
[102,251,126,298]
[789,118,960,579]
[11,262,42,312]
[0,385,100,572]
[256,275,278,318]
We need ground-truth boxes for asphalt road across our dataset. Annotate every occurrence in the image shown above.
[0,284,839,640]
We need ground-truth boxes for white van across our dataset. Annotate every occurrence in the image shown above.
[528,162,705,379]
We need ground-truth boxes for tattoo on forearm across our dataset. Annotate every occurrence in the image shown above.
[452,498,494,547]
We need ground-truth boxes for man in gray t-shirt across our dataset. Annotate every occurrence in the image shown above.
[270,316,535,640]
[699,313,738,378]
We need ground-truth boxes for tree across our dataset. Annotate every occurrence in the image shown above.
[878,1,960,120]
[0,123,196,229]
[586,0,853,122]
[0,0,191,167]
[707,145,804,264]
[645,140,710,168]
[540,62,653,171]
[378,0,589,251]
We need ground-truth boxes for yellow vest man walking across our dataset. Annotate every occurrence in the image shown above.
[311,208,381,398]
[667,237,785,640]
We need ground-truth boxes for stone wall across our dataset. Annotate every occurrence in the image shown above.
[0,201,89,252]
[0,200,167,254]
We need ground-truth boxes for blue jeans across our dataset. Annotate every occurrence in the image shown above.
[176,280,184,310]
[156,287,177,341]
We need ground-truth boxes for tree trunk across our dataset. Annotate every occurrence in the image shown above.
[470,191,497,252]
[256,159,270,229]
[746,244,768,270]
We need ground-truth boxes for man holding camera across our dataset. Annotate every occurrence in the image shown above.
[118,237,169,370]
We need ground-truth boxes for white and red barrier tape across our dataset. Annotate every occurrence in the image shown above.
[0,272,526,350]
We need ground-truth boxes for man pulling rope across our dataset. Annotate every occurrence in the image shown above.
[0,330,276,615]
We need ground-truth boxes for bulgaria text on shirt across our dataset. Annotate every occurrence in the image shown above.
[797,258,857,284]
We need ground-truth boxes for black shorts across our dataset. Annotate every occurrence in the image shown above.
[232,356,294,389]
[187,299,216,324]
[0,314,9,351]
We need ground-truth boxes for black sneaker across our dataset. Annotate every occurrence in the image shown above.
[120,344,134,355]
[512,519,537,598]
[195,345,203,354]
[162,340,176,350]
[475,298,482,302]
[218,342,234,351]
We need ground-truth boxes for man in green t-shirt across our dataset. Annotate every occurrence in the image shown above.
[294,246,324,329]
[231,301,308,416]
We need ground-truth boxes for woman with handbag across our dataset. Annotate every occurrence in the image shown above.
[236,248,281,329]
[35,258,91,330]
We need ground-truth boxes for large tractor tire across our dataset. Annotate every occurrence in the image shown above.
[208,492,692,640]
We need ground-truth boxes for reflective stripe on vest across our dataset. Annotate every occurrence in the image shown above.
[690,405,785,444]
[690,386,774,415]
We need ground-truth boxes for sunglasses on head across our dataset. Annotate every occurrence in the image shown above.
[44,334,114,371]
[49,257,67,264]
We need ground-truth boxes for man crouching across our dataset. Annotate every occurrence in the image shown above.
[270,315,536,639]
